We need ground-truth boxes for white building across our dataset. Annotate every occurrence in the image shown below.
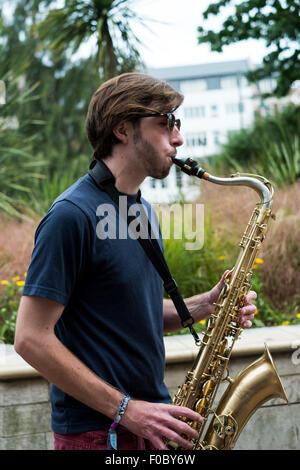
[141,59,259,203]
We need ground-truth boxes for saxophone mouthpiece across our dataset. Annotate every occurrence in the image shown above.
[172,157,207,179]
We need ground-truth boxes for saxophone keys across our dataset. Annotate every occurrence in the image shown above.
[202,379,215,396]
[201,444,218,450]
[191,419,201,431]
[213,414,238,439]
[260,223,268,233]
[195,398,207,415]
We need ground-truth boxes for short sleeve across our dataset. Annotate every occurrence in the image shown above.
[23,200,92,306]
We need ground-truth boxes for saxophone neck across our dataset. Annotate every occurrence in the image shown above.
[172,157,273,209]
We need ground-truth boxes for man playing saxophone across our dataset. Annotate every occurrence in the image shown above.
[14,73,256,450]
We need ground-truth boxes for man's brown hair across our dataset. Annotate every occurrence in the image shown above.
[85,73,184,160]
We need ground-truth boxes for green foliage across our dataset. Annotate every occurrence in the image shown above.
[28,154,90,216]
[163,208,238,298]
[32,0,145,80]
[0,73,47,218]
[1,201,300,343]
[162,206,300,337]
[0,0,148,213]
[251,271,300,327]
[256,130,300,187]
[198,0,300,97]
[210,105,300,187]
[0,277,25,344]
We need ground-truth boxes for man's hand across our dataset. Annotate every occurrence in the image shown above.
[209,270,257,329]
[121,399,203,450]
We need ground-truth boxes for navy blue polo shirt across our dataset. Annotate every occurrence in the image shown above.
[23,173,171,433]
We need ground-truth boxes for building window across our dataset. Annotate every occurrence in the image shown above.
[175,166,182,187]
[258,77,277,94]
[213,131,220,144]
[221,75,238,89]
[225,102,244,113]
[180,79,207,94]
[225,103,239,114]
[150,178,156,188]
[168,80,181,92]
[211,105,218,117]
[206,76,221,90]
[185,132,207,147]
[184,106,205,119]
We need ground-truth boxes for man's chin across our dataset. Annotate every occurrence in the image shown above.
[151,168,170,180]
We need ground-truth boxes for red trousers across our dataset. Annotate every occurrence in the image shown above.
[54,426,156,450]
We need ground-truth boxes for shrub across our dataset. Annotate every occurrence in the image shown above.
[211,104,300,187]
[1,178,300,343]
[0,276,26,344]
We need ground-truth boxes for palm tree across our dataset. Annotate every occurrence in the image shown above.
[33,0,147,80]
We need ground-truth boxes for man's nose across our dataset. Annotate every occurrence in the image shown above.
[170,127,184,147]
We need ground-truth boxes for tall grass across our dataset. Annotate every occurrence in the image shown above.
[25,154,90,216]
[259,183,300,309]
[255,131,300,187]
[211,105,300,188]
[0,76,47,218]
[163,208,238,299]
[1,172,300,343]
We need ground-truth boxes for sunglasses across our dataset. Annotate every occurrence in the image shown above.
[137,113,181,132]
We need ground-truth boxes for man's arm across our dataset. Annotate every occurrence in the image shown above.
[163,271,257,333]
[14,296,124,420]
[15,295,202,450]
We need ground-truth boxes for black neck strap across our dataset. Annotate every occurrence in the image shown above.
[88,159,199,344]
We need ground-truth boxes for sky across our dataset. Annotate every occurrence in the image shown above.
[130,0,269,69]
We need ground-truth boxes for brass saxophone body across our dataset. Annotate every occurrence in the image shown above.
[171,157,288,450]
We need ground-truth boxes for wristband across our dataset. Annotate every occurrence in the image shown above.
[107,394,131,450]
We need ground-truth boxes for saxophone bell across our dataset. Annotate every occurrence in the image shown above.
[202,345,288,450]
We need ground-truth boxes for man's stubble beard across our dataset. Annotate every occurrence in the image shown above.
[133,128,171,180]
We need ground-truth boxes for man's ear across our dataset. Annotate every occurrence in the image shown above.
[113,121,130,144]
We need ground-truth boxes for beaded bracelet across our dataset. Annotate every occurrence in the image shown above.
[107,394,131,450]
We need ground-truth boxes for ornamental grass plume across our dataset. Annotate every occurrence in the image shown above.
[198,175,300,310]
[0,214,35,281]
[259,181,300,309]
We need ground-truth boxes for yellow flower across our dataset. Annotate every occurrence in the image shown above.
[13,276,20,281]
[1,280,9,285]
[255,258,264,264]
[17,281,25,287]
[296,313,300,319]
[199,320,206,325]
[252,264,258,269]
[281,321,290,326]
[24,272,27,278]
[254,308,258,316]
[218,255,225,261]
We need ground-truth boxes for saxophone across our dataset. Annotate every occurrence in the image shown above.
[170,157,288,450]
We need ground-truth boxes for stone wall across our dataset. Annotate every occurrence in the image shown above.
[0,377,53,450]
[0,325,300,450]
